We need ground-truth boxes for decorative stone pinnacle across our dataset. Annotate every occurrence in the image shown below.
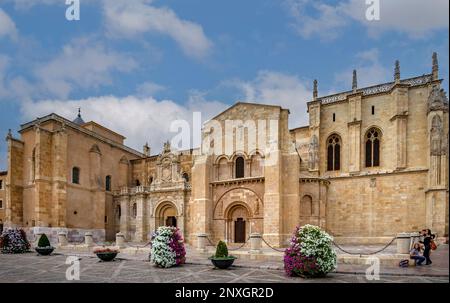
[6,129,12,139]
[352,70,357,91]
[394,60,400,83]
[432,52,439,80]
[313,79,318,100]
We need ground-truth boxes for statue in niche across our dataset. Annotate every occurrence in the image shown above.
[430,115,443,156]
[308,135,319,170]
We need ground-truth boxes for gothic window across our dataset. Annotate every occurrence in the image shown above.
[365,128,381,167]
[105,175,111,191]
[182,172,189,182]
[149,176,154,184]
[72,167,80,184]
[326,135,341,171]
[235,156,245,178]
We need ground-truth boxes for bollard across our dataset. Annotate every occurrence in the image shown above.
[197,233,207,252]
[115,232,126,249]
[34,232,44,247]
[84,232,94,247]
[58,231,68,247]
[249,233,262,254]
[396,232,411,254]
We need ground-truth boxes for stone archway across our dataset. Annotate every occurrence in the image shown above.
[225,203,250,243]
[155,201,178,228]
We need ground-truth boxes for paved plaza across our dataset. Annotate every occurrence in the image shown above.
[0,246,448,283]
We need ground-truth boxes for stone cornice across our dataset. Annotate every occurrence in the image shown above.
[19,113,144,158]
[211,176,264,187]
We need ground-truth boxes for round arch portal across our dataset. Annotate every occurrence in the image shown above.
[155,201,178,228]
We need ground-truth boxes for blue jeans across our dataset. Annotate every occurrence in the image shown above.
[411,255,425,265]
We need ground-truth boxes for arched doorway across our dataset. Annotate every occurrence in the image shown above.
[155,202,178,228]
[226,204,249,243]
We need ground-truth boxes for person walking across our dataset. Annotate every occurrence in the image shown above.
[421,229,435,265]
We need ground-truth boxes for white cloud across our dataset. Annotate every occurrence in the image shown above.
[284,0,449,40]
[34,38,137,99]
[136,81,166,96]
[226,71,312,127]
[284,0,348,41]
[333,48,390,90]
[20,94,229,153]
[102,0,212,59]
[0,8,18,40]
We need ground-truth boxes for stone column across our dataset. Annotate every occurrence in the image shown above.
[135,193,147,242]
[115,232,126,248]
[84,232,94,247]
[197,233,207,252]
[120,195,130,240]
[396,233,410,254]
[249,233,262,254]
[58,231,68,247]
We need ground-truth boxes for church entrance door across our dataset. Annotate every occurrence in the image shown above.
[234,218,246,243]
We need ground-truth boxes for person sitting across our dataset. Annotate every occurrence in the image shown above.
[410,242,426,266]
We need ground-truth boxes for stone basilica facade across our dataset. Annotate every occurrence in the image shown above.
[0,53,448,246]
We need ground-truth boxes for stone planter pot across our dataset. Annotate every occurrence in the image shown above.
[35,246,55,256]
[209,256,236,269]
[95,252,118,262]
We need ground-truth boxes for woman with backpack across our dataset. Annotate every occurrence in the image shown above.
[421,229,436,265]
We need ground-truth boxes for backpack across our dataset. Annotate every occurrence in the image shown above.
[399,259,409,267]
[430,240,437,250]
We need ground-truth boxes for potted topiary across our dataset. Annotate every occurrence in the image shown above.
[209,241,236,269]
[94,246,119,262]
[35,233,55,256]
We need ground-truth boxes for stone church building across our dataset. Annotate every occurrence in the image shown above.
[1,53,448,246]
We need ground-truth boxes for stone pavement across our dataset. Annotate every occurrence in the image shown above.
[0,253,448,283]
[54,243,449,277]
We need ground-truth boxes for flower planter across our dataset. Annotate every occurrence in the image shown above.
[95,252,118,262]
[209,256,236,269]
[35,246,54,256]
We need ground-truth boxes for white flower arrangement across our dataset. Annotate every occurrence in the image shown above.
[296,224,337,274]
[150,227,176,268]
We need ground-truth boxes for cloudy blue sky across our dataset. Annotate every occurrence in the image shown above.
[0,0,448,170]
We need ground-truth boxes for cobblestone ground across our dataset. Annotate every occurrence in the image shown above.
[0,253,448,283]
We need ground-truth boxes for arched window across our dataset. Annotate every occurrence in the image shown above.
[326,135,341,171]
[105,175,111,191]
[149,176,154,184]
[365,128,381,167]
[72,167,80,184]
[235,156,245,178]
[182,172,189,182]
[132,203,137,218]
[218,157,228,180]
[135,179,141,186]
